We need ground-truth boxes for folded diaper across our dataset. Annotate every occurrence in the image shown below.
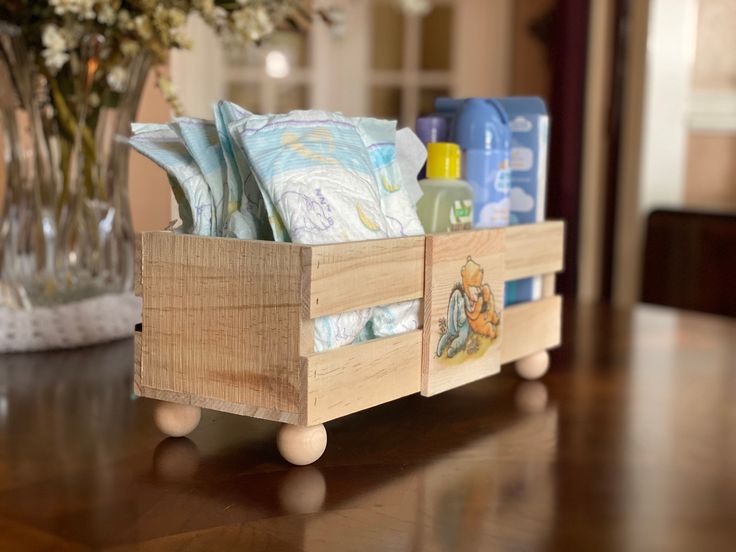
[355,118,425,237]
[130,106,431,353]
[128,123,215,236]
[231,110,390,245]
[355,118,425,339]
[171,117,227,235]
[214,101,272,240]
[230,110,391,351]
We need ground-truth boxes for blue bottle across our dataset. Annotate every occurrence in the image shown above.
[435,98,511,228]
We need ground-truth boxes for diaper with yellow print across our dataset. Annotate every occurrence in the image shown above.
[231,110,391,351]
[355,117,425,341]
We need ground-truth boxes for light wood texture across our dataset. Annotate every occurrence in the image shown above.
[134,233,142,297]
[504,221,564,281]
[422,230,506,397]
[303,236,425,319]
[302,331,422,425]
[135,222,564,425]
[139,232,305,423]
[10,304,736,551]
[153,402,201,437]
[135,384,300,424]
[277,424,328,466]
[133,329,142,394]
[542,273,556,298]
[501,295,562,365]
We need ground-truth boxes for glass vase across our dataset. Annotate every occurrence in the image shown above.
[0,23,150,309]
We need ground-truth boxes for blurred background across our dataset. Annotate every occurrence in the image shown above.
[2,0,734,312]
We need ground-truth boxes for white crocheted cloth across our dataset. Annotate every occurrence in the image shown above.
[0,293,141,353]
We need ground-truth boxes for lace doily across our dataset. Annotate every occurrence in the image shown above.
[0,293,141,353]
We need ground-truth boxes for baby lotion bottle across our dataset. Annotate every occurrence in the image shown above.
[416,142,474,233]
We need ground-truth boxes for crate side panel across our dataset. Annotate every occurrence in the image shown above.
[135,385,300,424]
[134,233,142,297]
[504,221,564,281]
[304,330,422,424]
[422,229,506,397]
[501,295,562,364]
[306,236,425,319]
[133,329,142,396]
[140,233,303,416]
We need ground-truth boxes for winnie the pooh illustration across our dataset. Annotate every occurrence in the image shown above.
[437,256,500,359]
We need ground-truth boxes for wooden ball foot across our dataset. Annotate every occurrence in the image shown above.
[515,350,550,381]
[154,401,201,437]
[277,424,327,466]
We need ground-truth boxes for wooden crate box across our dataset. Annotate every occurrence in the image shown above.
[134,221,564,464]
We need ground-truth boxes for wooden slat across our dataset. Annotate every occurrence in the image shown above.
[133,329,142,396]
[421,229,505,397]
[303,330,422,424]
[501,295,562,364]
[139,232,305,420]
[136,385,300,424]
[504,221,564,280]
[542,273,556,297]
[134,233,142,296]
[304,236,425,319]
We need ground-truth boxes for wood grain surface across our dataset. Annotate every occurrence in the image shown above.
[2,303,734,551]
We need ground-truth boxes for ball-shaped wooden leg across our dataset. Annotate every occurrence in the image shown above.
[154,401,201,437]
[515,350,550,381]
[277,424,327,466]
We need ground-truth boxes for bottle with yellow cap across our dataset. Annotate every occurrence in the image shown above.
[416,142,474,233]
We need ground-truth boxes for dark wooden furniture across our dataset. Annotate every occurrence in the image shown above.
[642,209,736,317]
[0,302,734,551]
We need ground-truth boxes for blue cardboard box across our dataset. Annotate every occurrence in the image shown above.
[496,97,549,305]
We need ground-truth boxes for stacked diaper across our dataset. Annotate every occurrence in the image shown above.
[128,105,427,352]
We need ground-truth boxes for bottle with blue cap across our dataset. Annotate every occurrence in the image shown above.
[436,98,511,228]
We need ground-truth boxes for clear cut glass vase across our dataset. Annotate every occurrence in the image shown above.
[0,23,150,309]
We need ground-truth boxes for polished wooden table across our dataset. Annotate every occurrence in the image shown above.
[0,302,734,551]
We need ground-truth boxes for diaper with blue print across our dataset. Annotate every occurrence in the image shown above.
[230,111,392,351]
[354,117,425,340]
[129,108,427,353]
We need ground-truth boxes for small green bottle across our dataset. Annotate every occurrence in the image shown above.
[416,142,474,233]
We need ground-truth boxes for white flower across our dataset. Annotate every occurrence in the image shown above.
[120,39,140,58]
[42,24,67,52]
[211,7,228,27]
[41,25,69,73]
[196,0,215,14]
[97,4,116,25]
[156,74,184,115]
[171,29,193,49]
[106,65,128,93]
[50,0,96,20]
[233,7,274,41]
[118,10,133,31]
[168,8,187,29]
[134,15,153,40]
